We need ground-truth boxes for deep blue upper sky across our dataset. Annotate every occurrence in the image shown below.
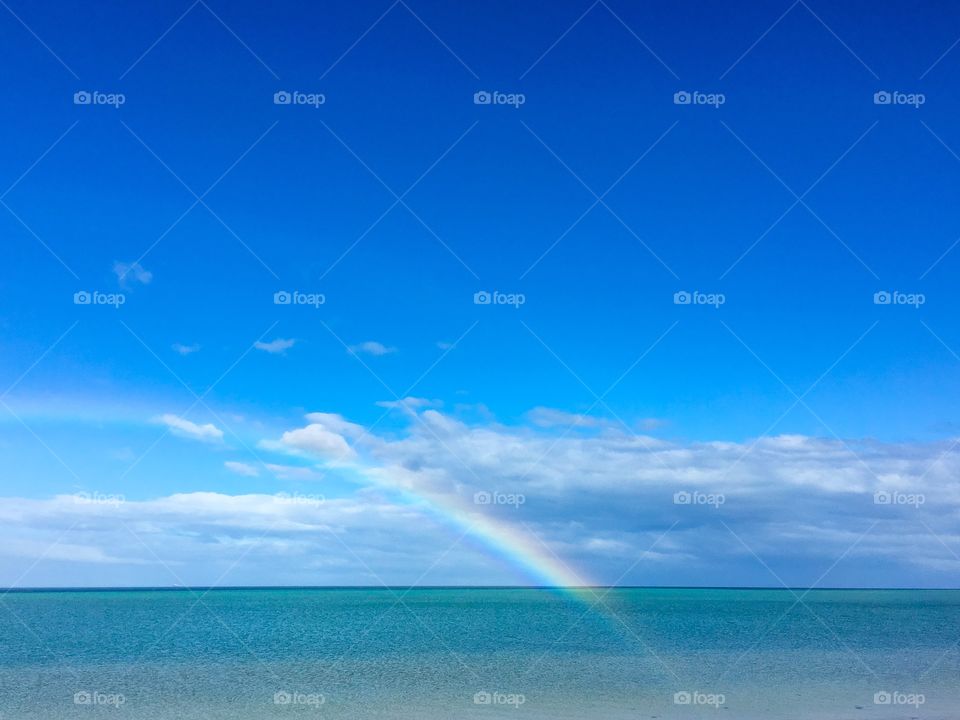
[1,0,959,586]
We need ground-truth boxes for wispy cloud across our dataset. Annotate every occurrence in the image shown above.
[172,342,200,356]
[376,397,436,414]
[527,407,663,431]
[255,338,296,354]
[265,463,322,480]
[226,461,318,480]
[527,406,609,428]
[348,341,395,356]
[112,260,152,286]
[376,396,441,410]
[0,493,474,585]
[155,414,223,443]
[224,460,259,477]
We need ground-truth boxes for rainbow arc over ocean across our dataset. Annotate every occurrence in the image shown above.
[363,463,599,592]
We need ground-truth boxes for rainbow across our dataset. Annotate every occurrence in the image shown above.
[357,463,598,590]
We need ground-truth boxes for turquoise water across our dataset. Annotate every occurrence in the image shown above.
[0,588,957,718]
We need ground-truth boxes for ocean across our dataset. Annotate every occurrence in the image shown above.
[0,587,956,718]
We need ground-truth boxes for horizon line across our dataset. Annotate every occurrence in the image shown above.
[3,584,959,592]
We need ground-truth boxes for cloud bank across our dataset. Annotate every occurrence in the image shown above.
[4,403,959,588]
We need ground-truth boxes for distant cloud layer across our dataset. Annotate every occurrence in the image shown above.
[3,402,959,588]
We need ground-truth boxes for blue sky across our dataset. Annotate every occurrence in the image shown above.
[1,0,960,587]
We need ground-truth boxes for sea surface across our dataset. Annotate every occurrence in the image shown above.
[0,588,957,719]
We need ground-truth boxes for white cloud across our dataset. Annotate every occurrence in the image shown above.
[0,492,482,586]
[225,461,259,477]
[113,260,152,286]
[0,537,146,565]
[172,343,200,356]
[9,404,960,588]
[265,406,960,586]
[302,412,366,439]
[255,338,296,354]
[155,414,224,443]
[279,422,355,462]
[348,341,395,356]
